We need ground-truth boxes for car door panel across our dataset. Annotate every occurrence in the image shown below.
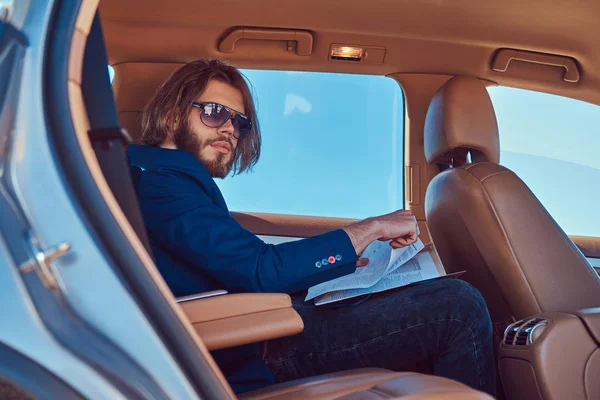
[234,212,600,275]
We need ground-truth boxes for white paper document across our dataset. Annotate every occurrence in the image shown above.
[306,239,448,306]
[305,239,425,301]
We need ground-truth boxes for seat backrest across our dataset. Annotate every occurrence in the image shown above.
[423,76,600,325]
[112,63,183,143]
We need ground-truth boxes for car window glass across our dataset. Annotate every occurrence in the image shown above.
[215,70,405,219]
[488,86,600,236]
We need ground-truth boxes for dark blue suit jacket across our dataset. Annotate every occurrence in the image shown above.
[127,144,358,392]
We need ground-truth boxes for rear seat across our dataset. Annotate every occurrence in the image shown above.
[177,292,492,399]
[114,63,494,400]
[240,369,492,399]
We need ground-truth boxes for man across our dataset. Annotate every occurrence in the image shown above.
[128,59,496,396]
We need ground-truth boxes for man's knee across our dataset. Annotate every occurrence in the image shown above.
[441,279,492,333]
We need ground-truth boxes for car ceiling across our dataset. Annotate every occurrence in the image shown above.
[100,0,600,105]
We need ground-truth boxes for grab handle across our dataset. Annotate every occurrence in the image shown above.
[219,28,313,56]
[492,49,580,83]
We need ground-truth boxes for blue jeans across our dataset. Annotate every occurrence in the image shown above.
[262,278,496,396]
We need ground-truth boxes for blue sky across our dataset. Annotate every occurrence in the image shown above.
[489,86,600,236]
[217,70,404,220]
[109,67,600,236]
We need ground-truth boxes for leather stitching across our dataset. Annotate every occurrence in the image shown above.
[459,166,542,313]
[245,372,394,399]
[470,164,598,294]
[365,386,396,398]
[479,170,510,183]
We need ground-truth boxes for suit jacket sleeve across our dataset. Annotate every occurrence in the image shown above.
[137,168,358,294]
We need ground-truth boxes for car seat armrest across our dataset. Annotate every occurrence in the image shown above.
[179,293,304,350]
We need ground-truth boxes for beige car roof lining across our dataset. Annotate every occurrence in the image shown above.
[101,0,600,106]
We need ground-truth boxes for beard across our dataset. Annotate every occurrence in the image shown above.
[173,124,235,178]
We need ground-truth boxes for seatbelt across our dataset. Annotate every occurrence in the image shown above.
[81,13,153,257]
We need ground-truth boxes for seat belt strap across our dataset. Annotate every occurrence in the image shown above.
[82,14,153,257]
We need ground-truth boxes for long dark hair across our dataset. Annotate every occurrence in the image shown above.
[139,59,261,175]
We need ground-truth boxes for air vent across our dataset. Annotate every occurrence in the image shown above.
[515,329,529,346]
[503,320,525,345]
[503,318,548,346]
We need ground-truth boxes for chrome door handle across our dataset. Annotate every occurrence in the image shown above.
[19,235,71,291]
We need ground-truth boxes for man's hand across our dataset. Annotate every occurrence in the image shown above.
[343,210,419,262]
[356,257,370,268]
[374,210,419,248]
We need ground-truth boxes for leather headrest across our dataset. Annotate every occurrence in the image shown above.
[424,76,500,165]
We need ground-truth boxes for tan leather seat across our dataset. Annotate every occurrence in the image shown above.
[113,63,183,143]
[178,293,491,399]
[423,76,600,328]
[240,368,492,400]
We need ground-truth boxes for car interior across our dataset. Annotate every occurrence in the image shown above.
[60,0,600,398]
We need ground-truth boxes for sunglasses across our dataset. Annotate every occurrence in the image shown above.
[192,102,252,139]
